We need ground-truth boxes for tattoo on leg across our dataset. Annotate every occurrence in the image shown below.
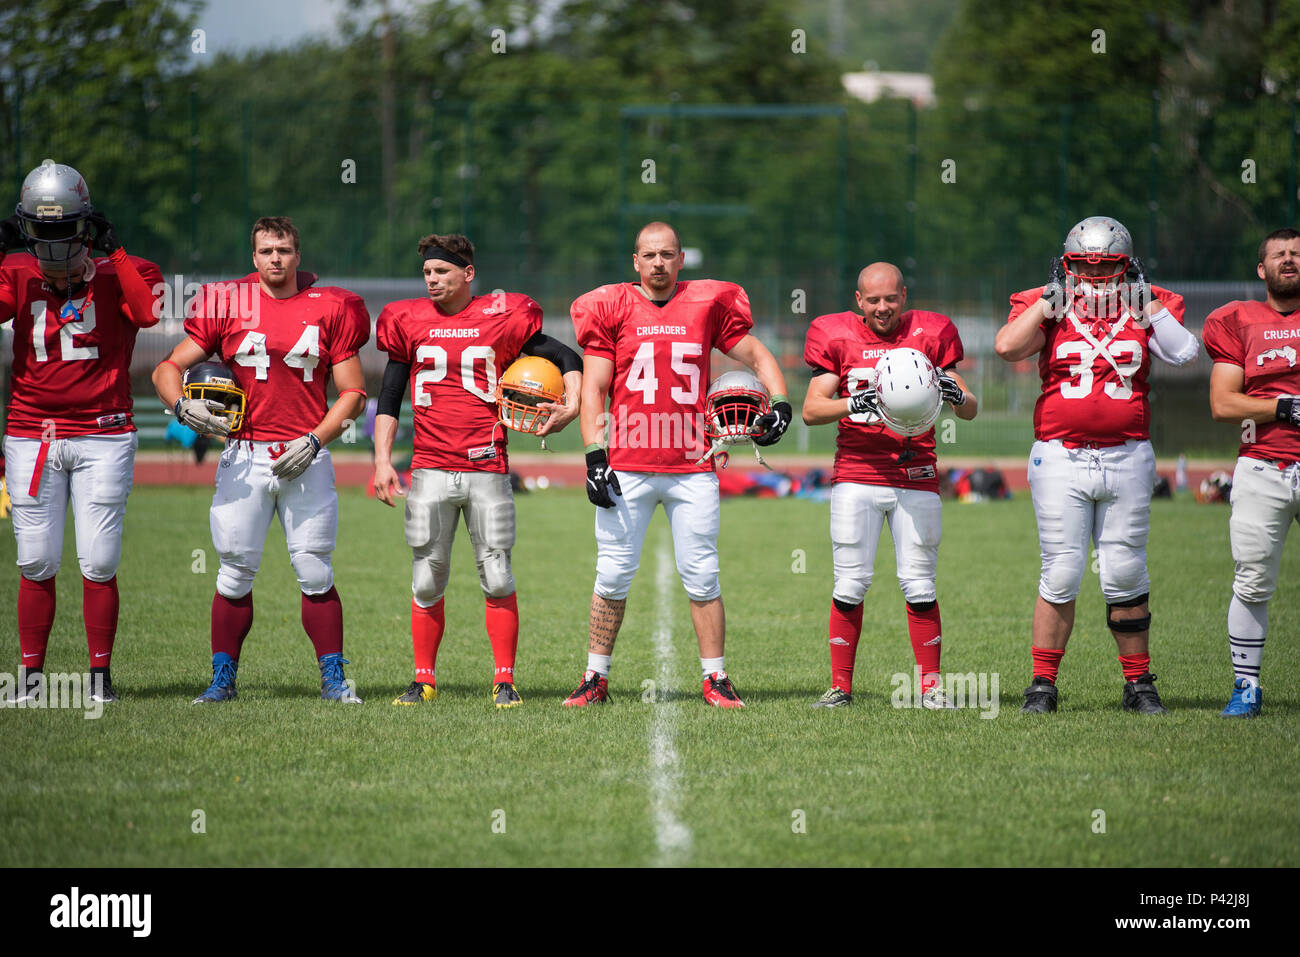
[588,594,626,654]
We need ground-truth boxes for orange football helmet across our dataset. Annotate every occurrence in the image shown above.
[496,355,564,433]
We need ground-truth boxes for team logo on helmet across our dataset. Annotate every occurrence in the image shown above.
[183,361,247,433]
[496,355,564,434]
[874,347,942,438]
[15,158,95,277]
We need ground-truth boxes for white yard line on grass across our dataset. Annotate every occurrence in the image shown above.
[650,531,691,866]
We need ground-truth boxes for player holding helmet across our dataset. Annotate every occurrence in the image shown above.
[995,216,1200,714]
[563,221,789,709]
[372,233,581,709]
[1,159,164,703]
[152,216,370,704]
[802,262,976,709]
[1203,227,1300,718]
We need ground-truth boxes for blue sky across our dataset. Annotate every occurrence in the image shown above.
[193,0,350,52]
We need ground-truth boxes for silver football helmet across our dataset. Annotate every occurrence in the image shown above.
[15,158,95,276]
[704,370,771,444]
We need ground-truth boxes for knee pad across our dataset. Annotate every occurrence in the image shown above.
[216,563,255,600]
[18,556,60,582]
[1038,552,1085,603]
[899,579,937,605]
[1232,568,1276,605]
[832,576,870,607]
[290,551,334,596]
[832,597,861,614]
[1107,592,1151,633]
[476,547,515,598]
[594,551,636,601]
[412,555,451,606]
[78,543,122,583]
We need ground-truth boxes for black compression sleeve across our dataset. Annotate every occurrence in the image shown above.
[521,331,582,375]
[378,359,410,418]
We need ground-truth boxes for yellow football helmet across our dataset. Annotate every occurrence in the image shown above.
[496,355,564,433]
[183,361,247,433]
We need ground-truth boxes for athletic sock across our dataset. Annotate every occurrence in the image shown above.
[1031,647,1064,683]
[701,656,725,678]
[1118,652,1151,682]
[586,653,611,676]
[18,576,56,671]
[302,586,344,659]
[485,593,519,684]
[412,598,445,686]
[211,592,254,660]
[1227,594,1267,684]
[82,576,119,669]
[906,601,943,684]
[828,601,863,692]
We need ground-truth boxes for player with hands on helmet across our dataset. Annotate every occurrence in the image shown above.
[153,216,371,706]
[373,232,581,709]
[996,215,1200,716]
[2,158,164,705]
[802,262,976,710]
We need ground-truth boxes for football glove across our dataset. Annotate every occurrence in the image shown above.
[1277,396,1300,428]
[0,216,22,256]
[585,448,622,508]
[270,432,322,481]
[1041,256,1067,318]
[848,387,879,417]
[938,373,965,406]
[174,397,232,437]
[751,400,792,447]
[1126,255,1151,311]
[88,212,121,254]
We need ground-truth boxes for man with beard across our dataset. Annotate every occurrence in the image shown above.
[1202,227,1300,717]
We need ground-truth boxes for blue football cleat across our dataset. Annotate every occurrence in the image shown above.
[1220,678,1261,718]
[193,653,238,704]
[319,653,362,703]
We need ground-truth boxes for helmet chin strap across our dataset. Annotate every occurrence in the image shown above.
[694,436,771,470]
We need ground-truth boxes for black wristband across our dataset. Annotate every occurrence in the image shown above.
[586,448,609,469]
[1277,397,1297,423]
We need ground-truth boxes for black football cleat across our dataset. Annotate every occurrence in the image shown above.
[88,669,118,703]
[1021,676,1058,713]
[1122,672,1169,715]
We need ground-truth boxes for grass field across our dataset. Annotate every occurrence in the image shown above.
[1,486,1297,867]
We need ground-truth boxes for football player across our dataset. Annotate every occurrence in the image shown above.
[801,263,977,709]
[995,216,1200,714]
[151,216,370,704]
[1,159,164,703]
[1203,227,1300,717]
[372,233,581,708]
[562,221,790,708]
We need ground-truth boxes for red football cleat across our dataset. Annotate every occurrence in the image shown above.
[703,671,745,709]
[563,670,610,707]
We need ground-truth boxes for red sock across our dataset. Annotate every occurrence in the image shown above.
[1031,647,1065,682]
[485,593,519,684]
[211,592,254,660]
[829,601,864,692]
[302,587,344,659]
[907,601,943,689]
[1118,652,1151,682]
[18,576,56,670]
[82,576,119,668]
[412,598,445,685]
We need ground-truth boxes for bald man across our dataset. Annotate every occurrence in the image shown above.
[802,263,977,708]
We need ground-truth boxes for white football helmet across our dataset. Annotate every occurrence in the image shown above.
[704,370,770,445]
[15,158,95,277]
[874,347,941,438]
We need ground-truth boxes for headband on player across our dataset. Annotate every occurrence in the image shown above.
[423,246,470,268]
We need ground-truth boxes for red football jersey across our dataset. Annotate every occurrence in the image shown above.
[1007,284,1186,443]
[376,292,542,472]
[804,309,963,492]
[572,280,753,473]
[1203,299,1300,462]
[1,251,164,438]
[185,273,370,442]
